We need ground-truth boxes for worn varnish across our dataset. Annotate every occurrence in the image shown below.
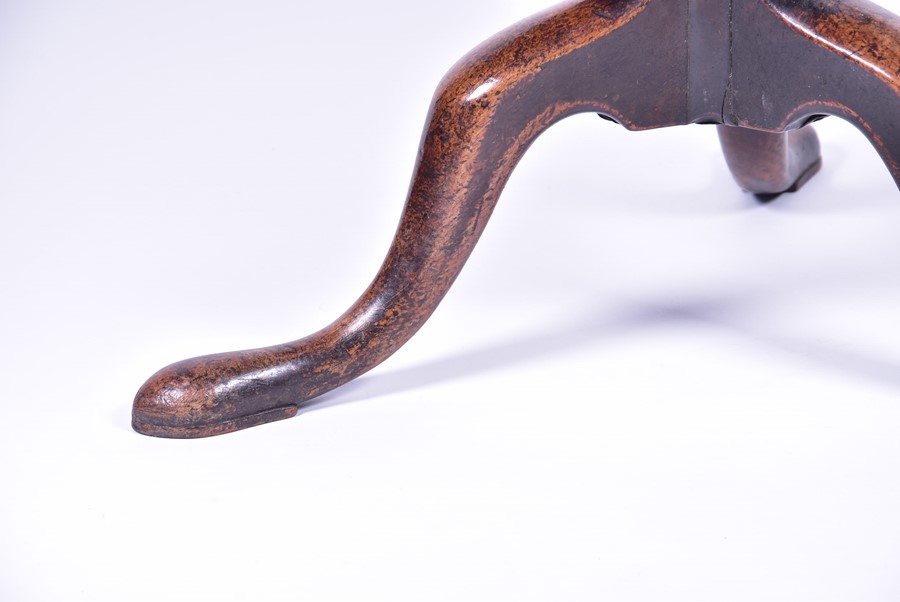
[133,0,900,438]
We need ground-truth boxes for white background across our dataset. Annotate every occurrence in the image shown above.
[2,0,900,600]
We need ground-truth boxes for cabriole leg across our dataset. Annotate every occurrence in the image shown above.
[132,0,689,438]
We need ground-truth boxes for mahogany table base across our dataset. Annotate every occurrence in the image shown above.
[133,0,900,438]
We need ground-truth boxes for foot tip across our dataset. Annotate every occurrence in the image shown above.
[132,351,301,439]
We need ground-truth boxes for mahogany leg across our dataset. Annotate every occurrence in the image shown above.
[716,125,822,196]
[133,0,900,438]
[725,0,900,188]
[133,0,692,438]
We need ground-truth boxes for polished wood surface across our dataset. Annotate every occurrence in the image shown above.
[133,0,900,438]
[727,0,900,188]
[717,126,823,195]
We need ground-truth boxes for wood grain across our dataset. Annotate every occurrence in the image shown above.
[134,0,900,438]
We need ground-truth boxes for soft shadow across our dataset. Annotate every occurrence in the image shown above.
[300,304,677,414]
[628,301,900,393]
[301,265,900,415]
[754,192,785,204]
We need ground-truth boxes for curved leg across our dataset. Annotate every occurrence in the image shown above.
[716,125,822,197]
[133,0,693,438]
[726,0,900,188]
[134,0,900,438]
